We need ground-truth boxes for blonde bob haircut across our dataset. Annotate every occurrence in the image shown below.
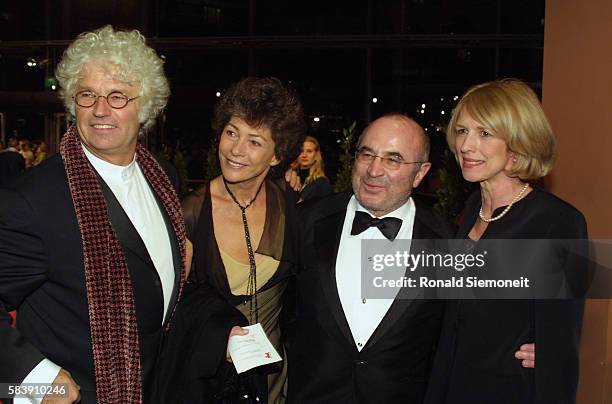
[446,79,556,180]
[56,25,169,132]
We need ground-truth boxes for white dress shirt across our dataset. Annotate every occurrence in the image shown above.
[336,195,415,351]
[17,147,175,403]
[82,146,175,316]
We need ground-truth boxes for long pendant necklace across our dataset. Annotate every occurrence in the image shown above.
[223,177,265,324]
[479,182,529,223]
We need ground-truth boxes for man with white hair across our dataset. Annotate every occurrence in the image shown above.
[0,26,241,404]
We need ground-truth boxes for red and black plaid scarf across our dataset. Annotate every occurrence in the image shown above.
[60,125,186,403]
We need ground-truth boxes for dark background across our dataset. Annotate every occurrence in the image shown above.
[0,0,544,187]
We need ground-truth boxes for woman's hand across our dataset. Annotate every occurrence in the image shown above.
[515,343,535,368]
[184,238,193,280]
[285,169,302,192]
[226,326,250,362]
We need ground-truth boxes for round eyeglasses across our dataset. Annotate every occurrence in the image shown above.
[74,90,139,109]
[355,149,425,170]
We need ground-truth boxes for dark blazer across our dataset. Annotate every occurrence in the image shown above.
[0,150,25,184]
[288,192,454,404]
[425,188,587,404]
[299,176,333,203]
[0,154,182,403]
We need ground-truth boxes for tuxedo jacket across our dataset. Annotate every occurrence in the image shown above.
[288,192,454,404]
[0,154,182,403]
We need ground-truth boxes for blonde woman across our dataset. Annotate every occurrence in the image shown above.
[293,135,332,202]
[426,79,587,404]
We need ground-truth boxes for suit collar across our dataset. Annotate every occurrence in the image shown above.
[412,197,449,238]
[156,197,182,325]
[98,176,181,327]
[313,193,356,347]
[314,193,449,351]
[365,197,453,348]
[99,178,155,268]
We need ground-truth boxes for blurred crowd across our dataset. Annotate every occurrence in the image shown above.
[0,136,48,184]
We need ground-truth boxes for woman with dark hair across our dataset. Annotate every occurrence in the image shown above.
[181,77,305,403]
[291,135,333,203]
[425,79,587,403]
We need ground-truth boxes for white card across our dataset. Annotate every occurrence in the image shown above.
[228,323,282,374]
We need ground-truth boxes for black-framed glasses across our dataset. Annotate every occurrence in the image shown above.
[74,90,139,109]
[355,149,425,170]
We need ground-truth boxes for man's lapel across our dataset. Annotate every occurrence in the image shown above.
[99,179,155,268]
[148,158,183,326]
[99,175,181,327]
[364,199,443,349]
[155,196,181,326]
[313,198,356,348]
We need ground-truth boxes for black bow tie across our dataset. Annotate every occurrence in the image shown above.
[351,211,403,241]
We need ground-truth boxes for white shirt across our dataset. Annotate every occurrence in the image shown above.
[335,196,415,351]
[82,146,175,316]
[18,147,175,403]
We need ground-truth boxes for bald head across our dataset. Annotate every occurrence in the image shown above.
[351,114,432,216]
[358,114,429,162]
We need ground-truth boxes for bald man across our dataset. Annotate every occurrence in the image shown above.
[288,114,453,403]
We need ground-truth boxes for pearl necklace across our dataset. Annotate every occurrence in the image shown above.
[478,182,529,223]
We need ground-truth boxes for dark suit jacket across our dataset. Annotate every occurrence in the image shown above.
[425,188,587,404]
[0,150,25,185]
[299,177,333,203]
[288,192,454,404]
[0,154,182,403]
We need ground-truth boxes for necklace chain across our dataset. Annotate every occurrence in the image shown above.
[222,177,265,324]
[478,182,529,223]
